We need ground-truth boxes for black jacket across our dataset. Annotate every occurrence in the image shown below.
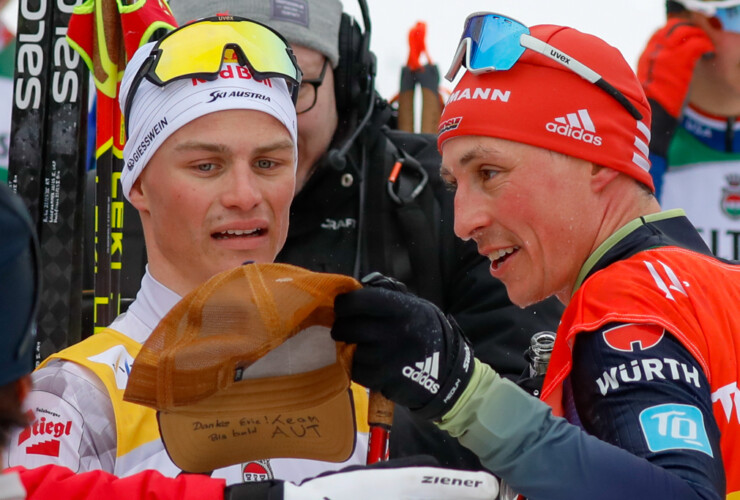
[276,102,564,469]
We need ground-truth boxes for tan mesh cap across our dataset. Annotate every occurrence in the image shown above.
[124,263,362,473]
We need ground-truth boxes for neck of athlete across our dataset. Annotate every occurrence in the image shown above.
[557,173,661,306]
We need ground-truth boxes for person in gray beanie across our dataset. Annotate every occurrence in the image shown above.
[177,0,343,66]
[166,0,565,474]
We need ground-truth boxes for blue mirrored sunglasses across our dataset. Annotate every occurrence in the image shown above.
[445,12,643,120]
[674,0,740,33]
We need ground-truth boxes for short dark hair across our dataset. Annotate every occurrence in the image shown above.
[0,381,30,450]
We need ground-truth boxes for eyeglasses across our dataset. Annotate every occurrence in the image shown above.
[296,57,330,114]
[123,15,303,136]
[445,12,643,120]
[672,0,740,33]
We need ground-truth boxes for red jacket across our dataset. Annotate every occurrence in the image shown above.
[6,464,225,499]
[542,246,740,498]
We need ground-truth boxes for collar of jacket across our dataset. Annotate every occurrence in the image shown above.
[572,209,713,294]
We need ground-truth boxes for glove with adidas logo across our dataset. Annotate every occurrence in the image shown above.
[331,274,474,421]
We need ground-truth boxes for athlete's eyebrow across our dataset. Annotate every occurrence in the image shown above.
[458,149,483,167]
[252,139,295,156]
[459,145,503,166]
[173,139,294,156]
[440,145,499,176]
[174,141,228,154]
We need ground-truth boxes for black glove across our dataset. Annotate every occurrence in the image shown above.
[331,275,474,421]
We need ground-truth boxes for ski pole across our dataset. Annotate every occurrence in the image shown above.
[67,0,176,334]
[396,21,442,134]
[418,67,442,134]
[396,21,429,133]
[367,391,394,463]
[85,0,124,332]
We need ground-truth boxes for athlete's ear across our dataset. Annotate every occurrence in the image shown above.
[127,175,148,212]
[590,163,620,194]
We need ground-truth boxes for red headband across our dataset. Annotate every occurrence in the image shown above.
[438,25,654,192]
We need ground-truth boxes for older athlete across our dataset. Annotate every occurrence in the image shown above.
[332,13,736,500]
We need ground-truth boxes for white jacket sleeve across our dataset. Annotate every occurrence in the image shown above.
[4,359,116,473]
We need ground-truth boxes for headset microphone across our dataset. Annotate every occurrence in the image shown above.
[327,0,374,171]
[328,79,375,171]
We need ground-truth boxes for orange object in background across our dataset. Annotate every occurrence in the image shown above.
[396,21,442,134]
[407,21,432,70]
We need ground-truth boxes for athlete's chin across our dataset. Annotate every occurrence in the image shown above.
[502,280,551,309]
[204,248,277,278]
[224,248,277,267]
[508,293,542,309]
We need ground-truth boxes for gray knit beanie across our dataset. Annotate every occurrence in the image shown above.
[171,0,343,68]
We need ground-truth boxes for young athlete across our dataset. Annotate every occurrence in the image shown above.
[4,16,367,485]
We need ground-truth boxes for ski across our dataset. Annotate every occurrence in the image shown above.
[91,62,122,332]
[8,0,53,222]
[66,0,125,333]
[9,0,89,364]
[66,0,177,333]
[36,0,89,360]
[90,0,125,332]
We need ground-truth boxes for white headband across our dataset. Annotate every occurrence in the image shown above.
[119,42,298,201]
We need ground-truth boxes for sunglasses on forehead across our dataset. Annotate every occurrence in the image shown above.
[123,15,303,137]
[672,0,740,33]
[445,12,643,121]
